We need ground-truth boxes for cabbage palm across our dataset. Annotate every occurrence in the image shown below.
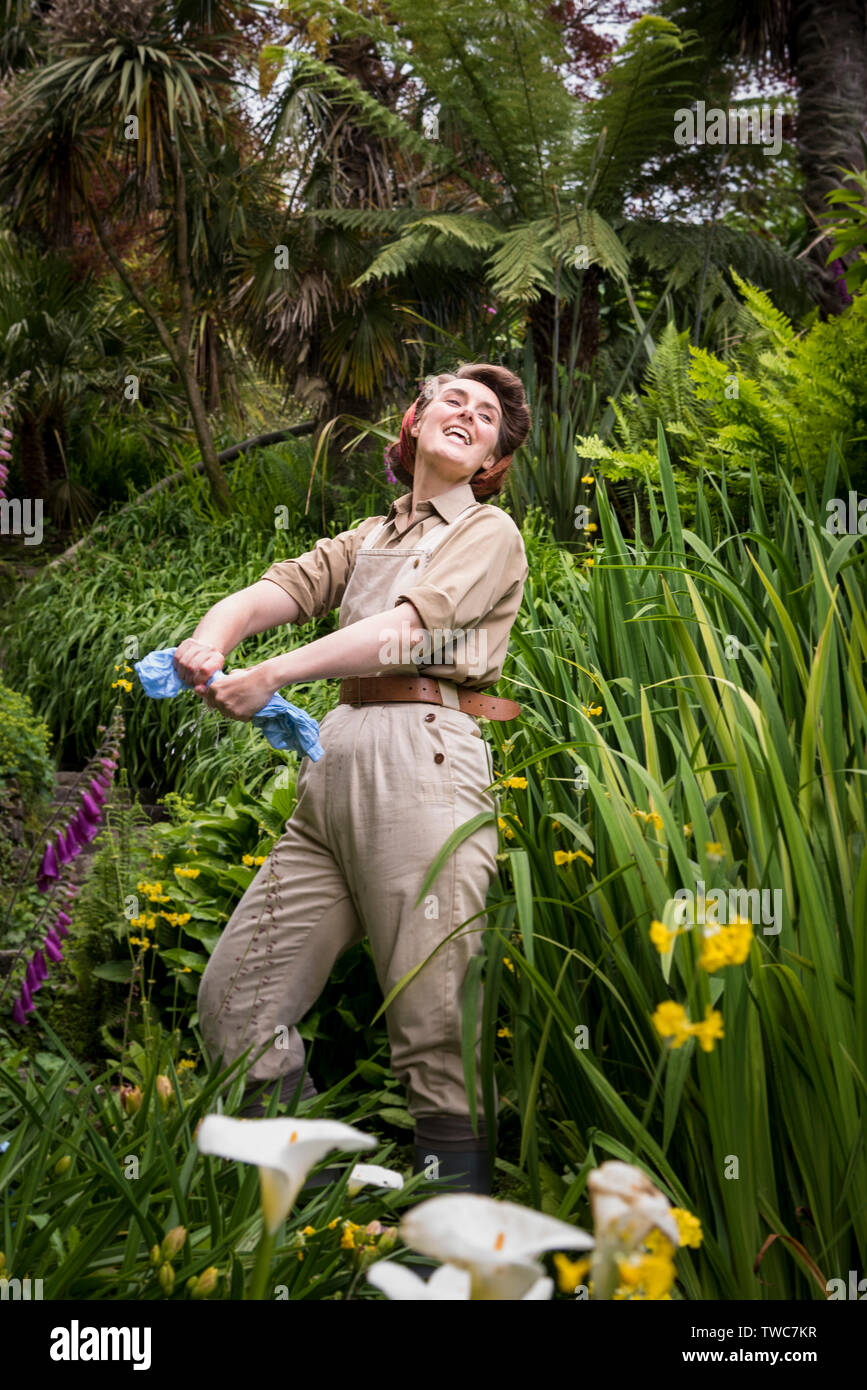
[0,0,261,515]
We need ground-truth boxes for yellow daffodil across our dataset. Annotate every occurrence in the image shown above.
[651,1001,693,1049]
[554,849,593,868]
[649,919,678,954]
[553,1253,590,1293]
[670,1207,703,1248]
[699,917,753,972]
[690,1004,725,1052]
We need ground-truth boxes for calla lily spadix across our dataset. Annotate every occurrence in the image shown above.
[196,1115,376,1234]
[367,1259,554,1301]
[347,1163,405,1197]
[400,1194,593,1300]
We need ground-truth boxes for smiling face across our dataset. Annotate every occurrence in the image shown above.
[410,377,503,486]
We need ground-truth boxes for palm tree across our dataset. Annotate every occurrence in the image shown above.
[0,0,270,515]
[259,2,818,410]
[661,0,867,310]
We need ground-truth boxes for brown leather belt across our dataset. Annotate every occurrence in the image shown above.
[338,675,521,721]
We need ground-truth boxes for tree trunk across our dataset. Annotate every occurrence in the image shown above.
[18,412,49,497]
[791,0,867,311]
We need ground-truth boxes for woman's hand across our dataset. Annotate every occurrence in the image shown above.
[195,664,277,723]
[174,639,226,689]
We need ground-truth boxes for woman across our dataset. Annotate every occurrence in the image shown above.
[175,362,531,1194]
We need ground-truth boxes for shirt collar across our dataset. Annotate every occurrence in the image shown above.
[388,481,477,527]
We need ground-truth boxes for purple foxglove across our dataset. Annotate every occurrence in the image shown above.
[56,910,72,927]
[64,821,82,854]
[90,780,106,806]
[12,999,27,1026]
[0,448,11,460]
[56,829,73,865]
[26,959,41,991]
[78,816,101,844]
[54,918,70,939]
[100,758,118,771]
[44,936,63,964]
[20,980,35,1014]
[34,948,49,979]
[40,841,59,881]
[80,792,102,823]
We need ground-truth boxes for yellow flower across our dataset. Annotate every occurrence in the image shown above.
[302,1225,317,1237]
[554,849,593,868]
[689,1005,724,1053]
[497,816,515,840]
[327,1219,340,1230]
[174,866,201,879]
[177,913,191,925]
[177,1058,196,1071]
[500,776,528,789]
[670,1208,703,1249]
[554,1253,590,1293]
[151,851,164,860]
[651,1001,692,1049]
[581,475,596,485]
[179,966,191,973]
[254,855,266,865]
[551,820,561,830]
[698,918,753,973]
[582,703,602,717]
[585,522,598,532]
[503,957,515,973]
[615,1250,677,1300]
[110,679,133,693]
[242,854,255,866]
[705,841,724,863]
[647,812,663,830]
[649,919,678,954]
[497,1027,512,1039]
[583,557,595,568]
[683,823,693,838]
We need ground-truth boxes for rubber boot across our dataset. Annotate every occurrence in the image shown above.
[412,1144,491,1196]
[412,1115,493,1197]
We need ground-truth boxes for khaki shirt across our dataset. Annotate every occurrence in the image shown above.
[260,481,528,690]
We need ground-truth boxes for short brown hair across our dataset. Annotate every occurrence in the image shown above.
[384,362,531,499]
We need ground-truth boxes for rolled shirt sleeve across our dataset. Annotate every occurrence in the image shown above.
[394,506,528,634]
[260,517,382,623]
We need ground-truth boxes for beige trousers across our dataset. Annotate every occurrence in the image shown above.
[197,698,500,1126]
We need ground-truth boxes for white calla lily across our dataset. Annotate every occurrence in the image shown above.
[587,1160,680,1248]
[587,1160,680,1299]
[399,1194,592,1300]
[347,1163,405,1197]
[196,1115,376,1234]
[367,1258,554,1301]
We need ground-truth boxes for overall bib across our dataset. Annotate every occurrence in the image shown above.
[198,503,501,1138]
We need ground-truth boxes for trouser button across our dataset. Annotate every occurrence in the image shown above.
[434,753,445,764]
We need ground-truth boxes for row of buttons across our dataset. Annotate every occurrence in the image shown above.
[424,710,446,762]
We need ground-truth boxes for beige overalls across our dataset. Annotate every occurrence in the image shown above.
[198,500,501,1133]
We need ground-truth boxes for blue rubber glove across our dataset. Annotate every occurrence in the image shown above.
[133,648,324,761]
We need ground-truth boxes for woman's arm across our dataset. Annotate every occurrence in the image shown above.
[192,600,427,721]
[261,600,425,687]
